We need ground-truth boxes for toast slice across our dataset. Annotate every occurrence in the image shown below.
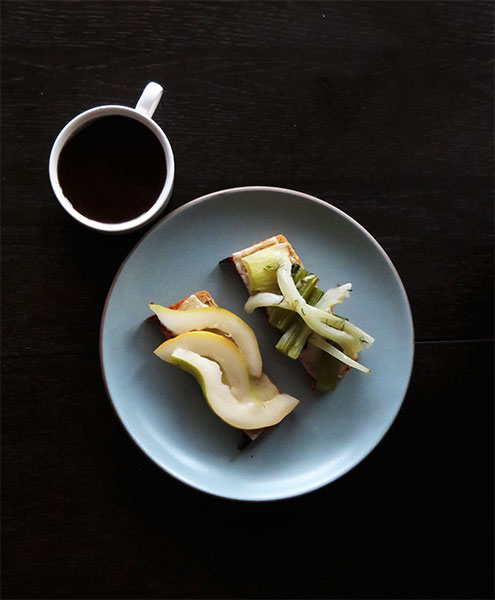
[150,291,273,441]
[231,234,303,291]
[226,235,352,389]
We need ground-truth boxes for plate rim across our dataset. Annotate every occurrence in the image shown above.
[99,185,415,501]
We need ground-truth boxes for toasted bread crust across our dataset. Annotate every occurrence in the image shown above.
[231,235,302,290]
[232,234,302,270]
[273,234,303,267]
[169,291,217,310]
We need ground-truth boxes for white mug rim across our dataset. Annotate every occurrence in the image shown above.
[48,105,175,233]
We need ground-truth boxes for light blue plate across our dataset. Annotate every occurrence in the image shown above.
[100,187,414,501]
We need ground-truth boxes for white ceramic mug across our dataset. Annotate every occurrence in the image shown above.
[49,82,175,233]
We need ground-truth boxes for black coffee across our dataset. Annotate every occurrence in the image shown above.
[58,116,166,223]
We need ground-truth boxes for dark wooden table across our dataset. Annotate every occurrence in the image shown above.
[2,2,493,599]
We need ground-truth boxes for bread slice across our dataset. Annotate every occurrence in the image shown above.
[226,235,349,387]
[151,290,268,442]
[169,290,217,310]
[231,234,302,292]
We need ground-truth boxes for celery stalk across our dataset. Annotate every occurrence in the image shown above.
[267,267,306,328]
[272,272,319,332]
[289,287,324,357]
[267,306,292,330]
[309,334,370,373]
[241,243,290,293]
[267,266,306,329]
[276,264,361,357]
[276,287,324,358]
[315,350,341,391]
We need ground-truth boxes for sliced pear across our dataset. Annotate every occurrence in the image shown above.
[154,331,253,402]
[155,330,281,407]
[250,373,280,402]
[149,305,263,377]
[169,348,299,430]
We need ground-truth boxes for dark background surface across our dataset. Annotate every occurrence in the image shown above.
[1,2,493,599]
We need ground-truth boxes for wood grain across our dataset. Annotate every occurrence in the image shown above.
[1,2,493,599]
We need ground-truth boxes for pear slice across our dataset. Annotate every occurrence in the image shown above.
[169,348,299,430]
[154,331,253,402]
[149,305,263,377]
[250,373,280,402]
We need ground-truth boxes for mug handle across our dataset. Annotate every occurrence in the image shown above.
[135,82,163,118]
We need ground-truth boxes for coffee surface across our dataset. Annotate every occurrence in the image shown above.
[58,116,166,223]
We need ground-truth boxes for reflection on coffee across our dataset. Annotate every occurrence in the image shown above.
[58,116,166,223]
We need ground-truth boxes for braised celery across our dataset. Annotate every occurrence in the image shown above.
[271,271,319,332]
[315,350,341,391]
[241,243,290,293]
[238,242,374,389]
[276,286,324,359]
[268,265,306,329]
